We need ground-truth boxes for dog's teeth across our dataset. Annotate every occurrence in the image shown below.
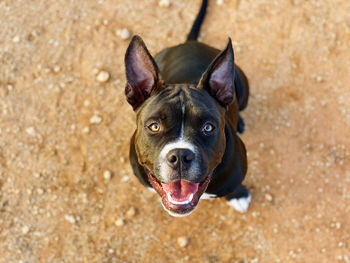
[167,193,193,205]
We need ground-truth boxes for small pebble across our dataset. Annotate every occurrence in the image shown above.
[265,193,273,201]
[217,0,224,5]
[316,76,323,83]
[21,226,30,234]
[90,115,102,124]
[121,176,129,182]
[103,170,112,180]
[252,211,260,217]
[12,36,20,43]
[126,207,136,218]
[64,215,76,224]
[37,188,44,195]
[26,127,36,136]
[120,157,126,163]
[96,70,110,83]
[177,237,189,247]
[115,218,124,227]
[159,0,171,7]
[82,126,90,133]
[53,65,61,73]
[7,84,13,91]
[33,172,41,178]
[116,28,131,40]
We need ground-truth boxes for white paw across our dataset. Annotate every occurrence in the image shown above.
[227,192,252,213]
[200,193,217,199]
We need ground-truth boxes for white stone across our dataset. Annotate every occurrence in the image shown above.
[96,70,110,83]
[126,207,136,218]
[53,65,61,73]
[115,218,124,227]
[103,170,112,180]
[116,28,131,40]
[265,193,273,201]
[64,215,76,224]
[33,172,41,178]
[82,126,90,133]
[12,36,20,43]
[177,237,189,247]
[159,0,171,7]
[90,115,102,124]
[26,127,36,136]
[21,226,30,234]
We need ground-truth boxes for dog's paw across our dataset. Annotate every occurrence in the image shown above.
[227,192,251,213]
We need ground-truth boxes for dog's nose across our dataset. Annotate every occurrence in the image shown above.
[166,149,195,169]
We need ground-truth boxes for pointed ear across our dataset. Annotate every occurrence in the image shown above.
[198,38,235,106]
[124,35,161,110]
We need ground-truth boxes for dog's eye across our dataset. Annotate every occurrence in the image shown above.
[148,123,160,132]
[202,123,215,134]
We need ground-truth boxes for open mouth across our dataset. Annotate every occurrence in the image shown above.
[146,170,212,216]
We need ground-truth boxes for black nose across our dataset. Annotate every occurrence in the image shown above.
[166,149,195,169]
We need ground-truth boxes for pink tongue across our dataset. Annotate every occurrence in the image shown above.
[161,180,199,201]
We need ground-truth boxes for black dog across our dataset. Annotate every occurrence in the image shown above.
[124,0,250,217]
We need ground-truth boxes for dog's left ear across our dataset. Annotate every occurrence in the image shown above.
[124,35,161,110]
[198,38,235,107]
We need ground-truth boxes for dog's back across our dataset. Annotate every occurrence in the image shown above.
[155,42,219,84]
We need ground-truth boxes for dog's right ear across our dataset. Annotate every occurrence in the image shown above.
[198,38,235,107]
[124,35,161,110]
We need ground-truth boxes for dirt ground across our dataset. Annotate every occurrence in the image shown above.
[0,0,349,262]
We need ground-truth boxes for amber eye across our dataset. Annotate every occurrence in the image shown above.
[202,123,215,134]
[148,123,160,132]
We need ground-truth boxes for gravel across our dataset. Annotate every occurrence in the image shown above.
[115,218,125,227]
[158,0,171,7]
[126,207,136,218]
[116,28,131,40]
[96,70,110,83]
[103,170,112,180]
[177,237,189,247]
[21,226,30,234]
[64,215,76,224]
[90,115,102,124]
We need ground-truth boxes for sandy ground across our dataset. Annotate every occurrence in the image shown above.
[0,0,350,262]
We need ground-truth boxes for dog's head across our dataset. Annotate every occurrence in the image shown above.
[124,36,236,216]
